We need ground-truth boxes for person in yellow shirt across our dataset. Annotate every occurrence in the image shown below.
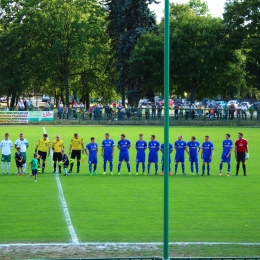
[35,134,50,173]
[52,135,65,173]
[68,133,84,173]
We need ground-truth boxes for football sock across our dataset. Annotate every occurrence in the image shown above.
[103,162,106,172]
[89,165,92,172]
[109,162,113,172]
[207,165,210,174]
[70,163,74,171]
[54,162,56,171]
[181,164,185,173]
[236,163,240,174]
[228,163,231,172]
[77,161,80,171]
[190,162,194,173]
[118,163,121,173]
[22,164,25,173]
[42,162,45,169]
[7,162,10,172]
[64,168,68,174]
[219,163,223,171]
[155,163,158,173]
[127,163,130,172]
[175,164,178,173]
[136,163,139,173]
[2,162,5,173]
[142,163,145,173]
[162,164,164,172]
[202,165,205,174]
[94,165,97,171]
[195,163,199,173]
[147,163,151,173]
[242,164,246,175]
[169,166,171,172]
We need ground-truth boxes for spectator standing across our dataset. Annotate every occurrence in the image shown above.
[137,104,142,119]
[63,105,69,119]
[157,104,162,119]
[236,104,241,119]
[145,104,151,119]
[174,104,179,120]
[126,105,131,120]
[249,104,254,120]
[151,103,156,120]
[241,103,247,120]
[229,104,235,120]
[120,106,126,120]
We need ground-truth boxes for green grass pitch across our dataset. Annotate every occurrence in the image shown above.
[0,125,259,244]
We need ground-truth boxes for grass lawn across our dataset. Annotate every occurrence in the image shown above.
[0,125,259,255]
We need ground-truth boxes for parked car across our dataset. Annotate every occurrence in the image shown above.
[240,101,250,108]
[253,102,260,109]
[0,95,7,102]
[42,94,51,102]
[215,101,226,108]
[227,100,239,108]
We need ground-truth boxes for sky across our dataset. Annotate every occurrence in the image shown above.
[150,0,227,20]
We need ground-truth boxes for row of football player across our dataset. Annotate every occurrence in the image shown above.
[0,132,249,176]
[55,132,249,176]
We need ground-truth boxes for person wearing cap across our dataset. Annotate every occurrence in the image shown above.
[15,146,23,175]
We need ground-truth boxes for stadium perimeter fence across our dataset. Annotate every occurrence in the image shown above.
[30,257,260,260]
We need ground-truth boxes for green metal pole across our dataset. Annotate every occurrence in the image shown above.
[163,0,170,259]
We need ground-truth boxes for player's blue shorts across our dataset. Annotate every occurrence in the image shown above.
[148,154,158,163]
[136,154,145,163]
[189,154,198,163]
[103,154,113,162]
[203,157,211,163]
[89,157,97,164]
[175,154,184,163]
[221,155,231,163]
[119,153,129,162]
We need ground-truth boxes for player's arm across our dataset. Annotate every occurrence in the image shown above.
[197,147,201,154]
[48,143,51,156]
[201,147,204,158]
[69,144,72,155]
[111,146,114,157]
[81,140,84,154]
[96,147,98,155]
[210,148,214,159]
[234,143,237,158]
[128,143,131,150]
[15,142,18,149]
[84,148,89,156]
[227,147,232,158]
[35,143,39,152]
[185,147,189,155]
[101,146,104,156]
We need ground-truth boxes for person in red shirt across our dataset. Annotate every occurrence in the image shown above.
[235,133,249,176]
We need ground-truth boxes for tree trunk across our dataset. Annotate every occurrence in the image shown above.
[10,93,16,108]
[85,92,90,108]
[64,65,70,107]
[190,86,197,104]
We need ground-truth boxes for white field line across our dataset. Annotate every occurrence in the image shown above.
[42,127,79,244]
[0,242,260,247]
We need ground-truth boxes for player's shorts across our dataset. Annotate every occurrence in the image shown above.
[175,154,184,163]
[71,150,81,160]
[38,151,47,161]
[1,154,11,163]
[136,154,145,163]
[148,154,158,163]
[53,152,62,162]
[189,154,198,163]
[31,169,37,175]
[236,152,245,163]
[221,154,231,163]
[21,152,26,163]
[16,162,23,168]
[119,153,129,162]
[88,157,97,165]
[103,154,113,162]
[203,157,212,163]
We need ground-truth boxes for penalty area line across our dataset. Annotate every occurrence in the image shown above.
[1,242,260,247]
[42,127,79,244]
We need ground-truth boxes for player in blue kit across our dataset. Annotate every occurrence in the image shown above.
[101,133,114,175]
[135,134,147,175]
[219,134,233,177]
[147,135,160,175]
[85,137,98,176]
[187,136,200,175]
[201,135,214,176]
[117,134,131,175]
[160,143,173,175]
[174,135,188,175]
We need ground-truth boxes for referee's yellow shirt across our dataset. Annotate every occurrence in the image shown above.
[70,137,84,150]
[52,140,64,153]
[37,139,51,152]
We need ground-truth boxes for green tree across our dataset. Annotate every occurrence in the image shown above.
[104,0,157,105]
